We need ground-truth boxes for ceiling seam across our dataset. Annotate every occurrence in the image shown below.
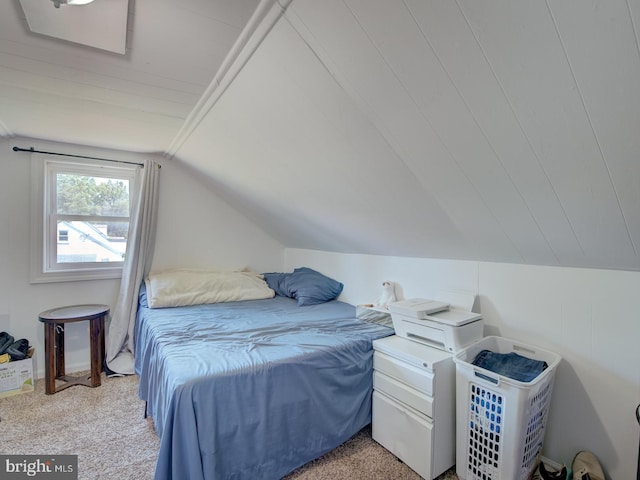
[403,0,559,265]
[282,2,486,255]
[0,39,207,91]
[0,80,190,120]
[0,57,197,106]
[165,0,286,159]
[275,10,453,250]
[625,0,640,61]
[338,0,525,262]
[453,0,586,258]
[544,0,638,257]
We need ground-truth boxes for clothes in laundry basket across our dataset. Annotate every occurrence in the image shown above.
[472,349,548,382]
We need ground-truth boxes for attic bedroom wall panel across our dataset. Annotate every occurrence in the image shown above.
[285,0,526,264]
[175,12,472,259]
[286,0,640,270]
[177,0,639,270]
[343,0,561,265]
[459,0,639,269]
[150,159,284,273]
[402,0,586,266]
[547,0,640,257]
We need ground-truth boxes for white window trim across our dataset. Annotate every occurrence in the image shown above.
[30,155,140,283]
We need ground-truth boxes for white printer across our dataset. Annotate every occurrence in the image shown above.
[388,298,483,353]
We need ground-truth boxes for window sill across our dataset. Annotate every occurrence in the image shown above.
[30,268,122,284]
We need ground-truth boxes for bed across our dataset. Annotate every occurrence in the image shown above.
[134,268,394,480]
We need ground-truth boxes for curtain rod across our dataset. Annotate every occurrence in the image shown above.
[12,146,145,167]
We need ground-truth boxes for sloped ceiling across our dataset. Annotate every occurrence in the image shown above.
[0,0,259,152]
[3,0,640,271]
[173,0,640,271]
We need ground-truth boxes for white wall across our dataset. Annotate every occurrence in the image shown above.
[284,248,640,479]
[0,138,283,379]
[151,158,283,273]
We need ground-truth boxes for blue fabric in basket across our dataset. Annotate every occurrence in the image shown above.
[472,350,548,383]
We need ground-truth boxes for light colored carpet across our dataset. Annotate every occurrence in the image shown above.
[0,373,459,479]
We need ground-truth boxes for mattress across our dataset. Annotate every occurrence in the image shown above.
[134,294,393,480]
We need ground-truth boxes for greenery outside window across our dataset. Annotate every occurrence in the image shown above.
[31,157,140,283]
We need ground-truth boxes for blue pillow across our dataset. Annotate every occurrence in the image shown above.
[262,272,290,298]
[138,282,149,308]
[288,267,344,306]
[263,268,344,306]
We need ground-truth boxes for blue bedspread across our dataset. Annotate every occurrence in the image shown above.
[134,296,393,480]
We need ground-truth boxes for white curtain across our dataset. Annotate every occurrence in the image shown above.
[105,159,160,375]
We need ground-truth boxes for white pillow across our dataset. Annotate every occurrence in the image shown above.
[145,268,275,308]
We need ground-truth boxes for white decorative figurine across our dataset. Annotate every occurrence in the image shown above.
[376,281,397,310]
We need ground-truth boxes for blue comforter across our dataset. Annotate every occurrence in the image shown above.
[134,296,393,480]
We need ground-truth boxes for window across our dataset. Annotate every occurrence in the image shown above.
[31,157,140,283]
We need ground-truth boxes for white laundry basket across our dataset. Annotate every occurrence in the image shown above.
[453,336,561,480]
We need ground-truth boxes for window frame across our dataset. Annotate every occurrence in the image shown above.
[31,156,140,283]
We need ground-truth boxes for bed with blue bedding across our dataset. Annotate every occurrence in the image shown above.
[134,272,393,480]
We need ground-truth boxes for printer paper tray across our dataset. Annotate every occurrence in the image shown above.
[394,317,484,353]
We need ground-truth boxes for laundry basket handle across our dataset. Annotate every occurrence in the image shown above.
[472,366,502,386]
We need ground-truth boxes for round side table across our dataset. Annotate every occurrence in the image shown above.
[38,304,109,395]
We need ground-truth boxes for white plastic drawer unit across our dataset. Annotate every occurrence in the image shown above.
[372,335,456,480]
[373,351,435,396]
[373,370,434,417]
[372,390,433,480]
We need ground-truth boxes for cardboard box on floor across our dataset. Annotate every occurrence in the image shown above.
[0,348,35,398]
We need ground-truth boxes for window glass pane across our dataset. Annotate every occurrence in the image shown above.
[32,157,138,283]
[56,173,130,217]
[56,220,127,263]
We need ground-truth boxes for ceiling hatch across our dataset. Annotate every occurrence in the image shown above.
[19,0,129,54]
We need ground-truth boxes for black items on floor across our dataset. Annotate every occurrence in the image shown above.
[0,332,15,355]
[0,332,30,361]
[7,339,30,361]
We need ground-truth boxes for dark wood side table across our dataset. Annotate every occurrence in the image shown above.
[38,304,109,395]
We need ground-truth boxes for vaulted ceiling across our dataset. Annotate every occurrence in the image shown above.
[0,0,259,151]
[3,0,640,271]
